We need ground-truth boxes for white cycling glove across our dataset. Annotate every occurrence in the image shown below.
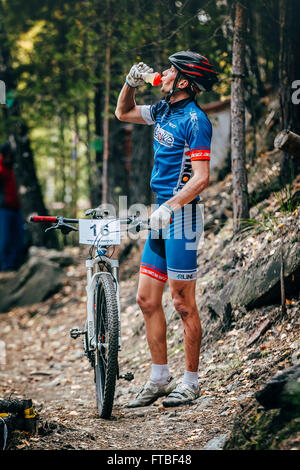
[126,62,153,88]
[150,203,173,231]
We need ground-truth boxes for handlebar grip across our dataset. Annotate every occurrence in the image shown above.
[30,216,58,223]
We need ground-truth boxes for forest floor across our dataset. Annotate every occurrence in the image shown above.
[0,155,300,451]
[0,256,298,451]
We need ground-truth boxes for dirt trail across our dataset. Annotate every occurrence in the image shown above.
[1,165,300,450]
[0,245,299,450]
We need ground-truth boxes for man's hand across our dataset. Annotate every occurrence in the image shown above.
[150,203,173,231]
[126,62,153,88]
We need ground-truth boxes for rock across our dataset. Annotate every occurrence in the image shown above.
[247,351,262,360]
[29,246,76,267]
[196,397,214,410]
[132,409,145,417]
[206,241,300,317]
[219,409,230,416]
[222,302,233,331]
[165,411,177,417]
[226,380,240,392]
[225,396,299,450]
[237,393,252,402]
[203,433,229,450]
[255,364,300,410]
[291,350,300,366]
[206,280,235,319]
[0,256,64,313]
[230,241,300,309]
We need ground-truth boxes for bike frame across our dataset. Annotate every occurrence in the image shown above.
[30,211,150,391]
[30,212,148,364]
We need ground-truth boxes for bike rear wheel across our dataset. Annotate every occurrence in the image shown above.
[94,272,119,419]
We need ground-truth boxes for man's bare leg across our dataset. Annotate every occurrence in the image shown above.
[127,273,176,408]
[160,279,201,406]
[136,273,167,364]
[169,279,202,373]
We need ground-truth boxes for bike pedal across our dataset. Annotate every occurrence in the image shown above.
[119,372,134,381]
[70,328,86,339]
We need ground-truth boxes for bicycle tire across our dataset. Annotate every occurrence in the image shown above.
[94,272,119,419]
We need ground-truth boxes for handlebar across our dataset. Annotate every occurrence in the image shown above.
[30,216,79,224]
[30,215,79,235]
[30,214,151,234]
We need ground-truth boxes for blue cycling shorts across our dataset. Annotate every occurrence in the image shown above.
[140,198,204,282]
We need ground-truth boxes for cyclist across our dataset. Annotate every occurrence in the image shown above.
[115,51,218,407]
[0,142,24,271]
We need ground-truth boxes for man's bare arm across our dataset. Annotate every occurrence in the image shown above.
[115,83,146,124]
[166,160,210,211]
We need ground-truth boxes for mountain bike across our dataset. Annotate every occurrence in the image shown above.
[30,208,149,419]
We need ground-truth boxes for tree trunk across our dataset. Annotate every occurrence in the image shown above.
[102,9,111,206]
[0,0,57,248]
[278,0,300,183]
[59,114,66,205]
[246,5,265,165]
[92,0,105,208]
[231,0,249,233]
[124,124,133,200]
[93,83,103,207]
[72,108,79,218]
[274,130,300,157]
[85,98,93,206]
[0,79,5,104]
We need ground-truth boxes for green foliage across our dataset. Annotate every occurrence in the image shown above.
[274,184,296,214]
[238,213,278,235]
[0,0,282,215]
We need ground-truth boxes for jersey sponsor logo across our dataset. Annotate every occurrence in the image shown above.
[190,111,199,136]
[173,156,192,193]
[140,266,168,282]
[177,273,194,280]
[190,149,210,160]
[154,124,174,148]
[189,111,198,122]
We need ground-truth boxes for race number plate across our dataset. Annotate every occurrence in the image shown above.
[78,219,120,246]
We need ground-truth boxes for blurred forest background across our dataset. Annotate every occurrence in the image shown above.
[0,0,299,247]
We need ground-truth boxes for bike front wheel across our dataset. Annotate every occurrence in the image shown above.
[94,272,119,419]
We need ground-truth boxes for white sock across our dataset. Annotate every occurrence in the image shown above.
[182,370,199,390]
[150,364,170,384]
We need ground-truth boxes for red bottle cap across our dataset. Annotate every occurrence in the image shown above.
[153,73,162,86]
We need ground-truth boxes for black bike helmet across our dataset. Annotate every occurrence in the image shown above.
[168,50,218,99]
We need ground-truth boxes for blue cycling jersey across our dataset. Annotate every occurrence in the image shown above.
[141,97,212,200]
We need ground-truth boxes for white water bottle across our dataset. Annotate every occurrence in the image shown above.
[140,72,162,86]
